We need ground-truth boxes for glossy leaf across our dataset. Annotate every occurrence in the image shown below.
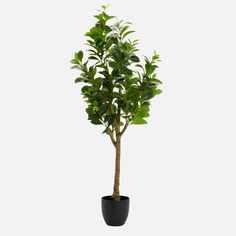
[130,55,140,62]
[131,104,150,124]
[131,117,147,124]
[77,51,83,61]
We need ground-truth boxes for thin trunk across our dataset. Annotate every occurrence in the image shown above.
[112,127,121,201]
[112,87,122,201]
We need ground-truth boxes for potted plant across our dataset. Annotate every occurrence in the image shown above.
[71,5,162,226]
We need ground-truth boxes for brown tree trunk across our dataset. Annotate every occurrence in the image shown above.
[112,122,121,201]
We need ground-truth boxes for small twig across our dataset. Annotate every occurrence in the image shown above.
[120,120,129,136]
[108,128,116,147]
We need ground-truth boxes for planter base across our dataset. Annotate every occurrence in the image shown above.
[101,195,130,226]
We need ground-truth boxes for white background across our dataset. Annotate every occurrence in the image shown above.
[0,0,236,235]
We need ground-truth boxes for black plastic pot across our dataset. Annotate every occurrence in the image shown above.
[101,196,130,226]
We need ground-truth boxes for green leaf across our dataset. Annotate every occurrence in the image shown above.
[85,26,102,39]
[102,126,110,134]
[109,61,118,69]
[93,77,103,88]
[70,65,79,69]
[88,56,99,60]
[90,118,102,125]
[111,48,123,61]
[86,39,94,45]
[75,77,84,83]
[103,12,115,20]
[152,53,160,61]
[92,121,102,125]
[123,31,135,38]
[94,13,104,23]
[120,65,132,75]
[105,39,113,50]
[81,86,90,94]
[154,89,162,95]
[145,64,156,75]
[105,114,116,126]
[77,50,83,61]
[131,104,150,124]
[142,89,154,100]
[131,117,147,124]
[151,78,162,84]
[74,51,83,63]
[104,25,112,34]
[106,32,119,40]
[120,25,129,35]
[122,115,130,118]
[88,113,103,125]
[135,64,144,71]
[89,67,97,78]
[86,106,95,115]
[87,49,97,54]
[74,52,78,61]
[99,104,108,114]
[71,59,79,65]
[138,104,150,117]
[130,55,140,62]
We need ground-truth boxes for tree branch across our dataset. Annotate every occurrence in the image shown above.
[120,120,129,136]
[108,129,116,147]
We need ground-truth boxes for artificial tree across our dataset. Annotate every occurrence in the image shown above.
[71,5,162,203]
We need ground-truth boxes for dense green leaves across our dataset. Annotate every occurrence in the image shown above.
[71,6,162,133]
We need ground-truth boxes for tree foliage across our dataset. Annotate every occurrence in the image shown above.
[71,6,162,136]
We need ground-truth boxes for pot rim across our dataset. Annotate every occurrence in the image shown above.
[102,195,129,201]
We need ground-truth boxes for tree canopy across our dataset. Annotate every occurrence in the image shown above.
[71,6,162,136]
